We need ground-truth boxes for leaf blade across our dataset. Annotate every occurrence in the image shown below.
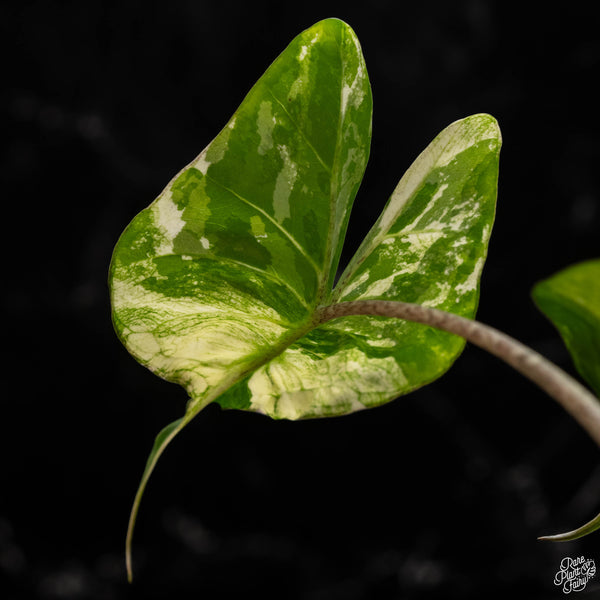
[334,114,501,303]
[532,259,600,397]
[110,18,372,407]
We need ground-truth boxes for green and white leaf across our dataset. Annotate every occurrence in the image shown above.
[533,259,600,397]
[109,18,501,577]
[218,113,501,419]
[533,259,600,543]
[111,18,372,419]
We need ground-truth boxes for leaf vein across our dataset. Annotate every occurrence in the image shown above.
[204,172,323,276]
[266,87,332,173]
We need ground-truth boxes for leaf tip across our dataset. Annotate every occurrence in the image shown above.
[537,530,586,542]
[307,17,360,42]
[537,511,600,543]
[538,533,566,542]
[469,113,502,145]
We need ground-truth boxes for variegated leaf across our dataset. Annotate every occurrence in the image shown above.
[111,18,372,417]
[111,20,373,574]
[110,19,501,576]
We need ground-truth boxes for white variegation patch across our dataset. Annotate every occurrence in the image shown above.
[126,332,161,361]
[194,151,210,175]
[455,257,485,295]
[151,191,185,255]
[288,76,305,101]
[257,101,275,155]
[247,347,406,419]
[437,118,499,166]
[400,231,444,254]
[273,145,298,223]
[402,184,448,232]
[342,270,369,295]
[371,116,498,242]
[360,266,416,298]
[481,224,491,242]
[341,63,366,117]
[425,203,480,233]
[421,281,452,307]
[366,338,396,347]
[112,264,289,399]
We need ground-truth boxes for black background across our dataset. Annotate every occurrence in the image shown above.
[2,1,600,598]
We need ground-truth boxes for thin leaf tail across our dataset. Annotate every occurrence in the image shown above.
[126,416,187,582]
[538,510,600,542]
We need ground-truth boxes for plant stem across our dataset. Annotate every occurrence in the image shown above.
[315,300,600,448]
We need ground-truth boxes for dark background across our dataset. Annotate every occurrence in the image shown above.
[2,1,600,598]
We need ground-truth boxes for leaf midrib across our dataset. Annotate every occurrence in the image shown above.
[319,23,348,307]
[185,310,321,414]
[265,86,332,174]
[116,251,312,320]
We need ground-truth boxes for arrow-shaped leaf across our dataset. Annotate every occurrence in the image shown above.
[109,18,501,579]
[111,18,372,415]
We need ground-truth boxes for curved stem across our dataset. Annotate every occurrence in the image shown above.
[315,300,600,448]
[125,396,212,582]
[126,417,187,582]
